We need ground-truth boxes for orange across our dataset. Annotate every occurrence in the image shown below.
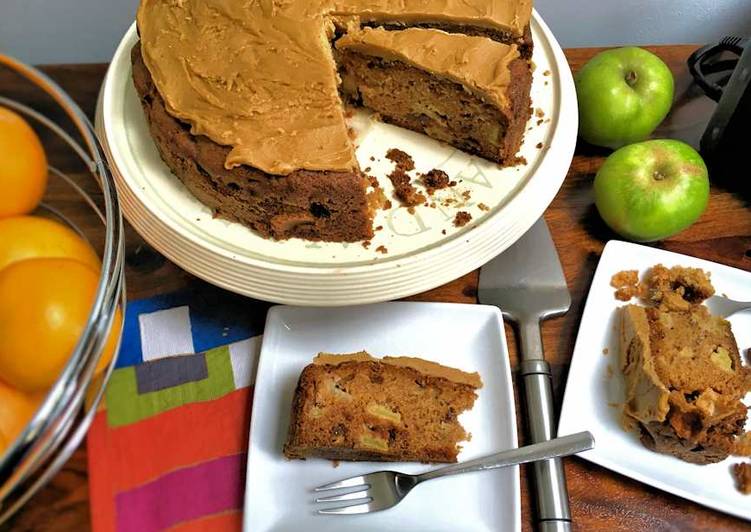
[0,215,100,273]
[0,258,119,392]
[0,107,48,217]
[0,379,41,454]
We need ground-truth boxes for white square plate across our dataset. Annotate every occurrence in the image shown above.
[243,302,519,531]
[558,240,751,520]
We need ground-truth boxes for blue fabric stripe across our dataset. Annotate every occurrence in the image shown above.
[116,282,270,368]
[189,288,269,352]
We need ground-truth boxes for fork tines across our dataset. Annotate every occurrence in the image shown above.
[314,475,368,492]
[313,475,376,514]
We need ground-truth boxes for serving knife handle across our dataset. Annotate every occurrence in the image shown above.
[519,322,572,531]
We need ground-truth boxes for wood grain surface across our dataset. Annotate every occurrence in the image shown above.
[2,45,750,531]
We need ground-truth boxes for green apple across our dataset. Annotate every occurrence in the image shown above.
[594,140,709,242]
[576,47,674,149]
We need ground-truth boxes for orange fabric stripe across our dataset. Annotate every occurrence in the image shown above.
[168,510,243,532]
[87,410,117,532]
[91,387,252,493]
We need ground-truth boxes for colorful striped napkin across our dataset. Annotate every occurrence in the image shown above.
[86,285,270,532]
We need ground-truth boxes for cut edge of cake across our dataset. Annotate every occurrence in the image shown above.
[335,27,532,165]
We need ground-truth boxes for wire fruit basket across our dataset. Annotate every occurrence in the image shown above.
[0,54,126,523]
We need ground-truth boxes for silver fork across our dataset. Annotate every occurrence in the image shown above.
[704,294,751,318]
[313,431,594,515]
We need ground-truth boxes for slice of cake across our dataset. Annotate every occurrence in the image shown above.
[283,352,482,462]
[619,265,751,464]
[336,27,532,165]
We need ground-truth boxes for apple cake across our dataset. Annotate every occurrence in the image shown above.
[619,265,751,464]
[133,0,534,241]
[283,352,482,462]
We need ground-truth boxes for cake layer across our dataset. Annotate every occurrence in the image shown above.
[337,28,532,164]
[284,352,481,462]
[136,0,533,175]
[132,45,374,242]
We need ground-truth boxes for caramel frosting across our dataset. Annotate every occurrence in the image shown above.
[137,0,357,175]
[313,351,483,388]
[336,27,520,109]
[329,0,532,36]
[137,0,531,174]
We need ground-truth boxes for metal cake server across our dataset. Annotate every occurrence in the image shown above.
[478,218,573,532]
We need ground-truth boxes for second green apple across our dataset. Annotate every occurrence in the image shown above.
[594,139,709,242]
[576,47,674,148]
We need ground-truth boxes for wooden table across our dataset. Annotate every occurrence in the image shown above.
[3,45,751,531]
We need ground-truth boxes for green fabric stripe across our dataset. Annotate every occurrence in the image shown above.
[105,346,235,427]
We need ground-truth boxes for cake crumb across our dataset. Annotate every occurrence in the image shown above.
[734,433,751,457]
[332,460,341,468]
[734,462,751,494]
[366,175,379,188]
[367,186,389,211]
[544,81,549,86]
[645,264,714,311]
[535,108,545,118]
[478,203,490,212]
[376,245,388,254]
[375,225,383,231]
[385,148,415,171]
[611,270,640,301]
[369,155,375,162]
[537,119,544,126]
[363,166,372,173]
[543,70,551,76]
[407,206,416,214]
[421,169,451,194]
[441,229,447,235]
[362,240,371,249]
[461,190,471,201]
[602,347,609,355]
[536,142,544,149]
[453,211,472,227]
[385,148,425,207]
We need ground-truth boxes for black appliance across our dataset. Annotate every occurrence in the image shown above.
[688,36,751,178]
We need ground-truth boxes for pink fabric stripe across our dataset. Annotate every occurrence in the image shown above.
[115,453,246,532]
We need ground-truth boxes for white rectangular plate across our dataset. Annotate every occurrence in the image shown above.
[243,302,519,531]
[558,240,751,520]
